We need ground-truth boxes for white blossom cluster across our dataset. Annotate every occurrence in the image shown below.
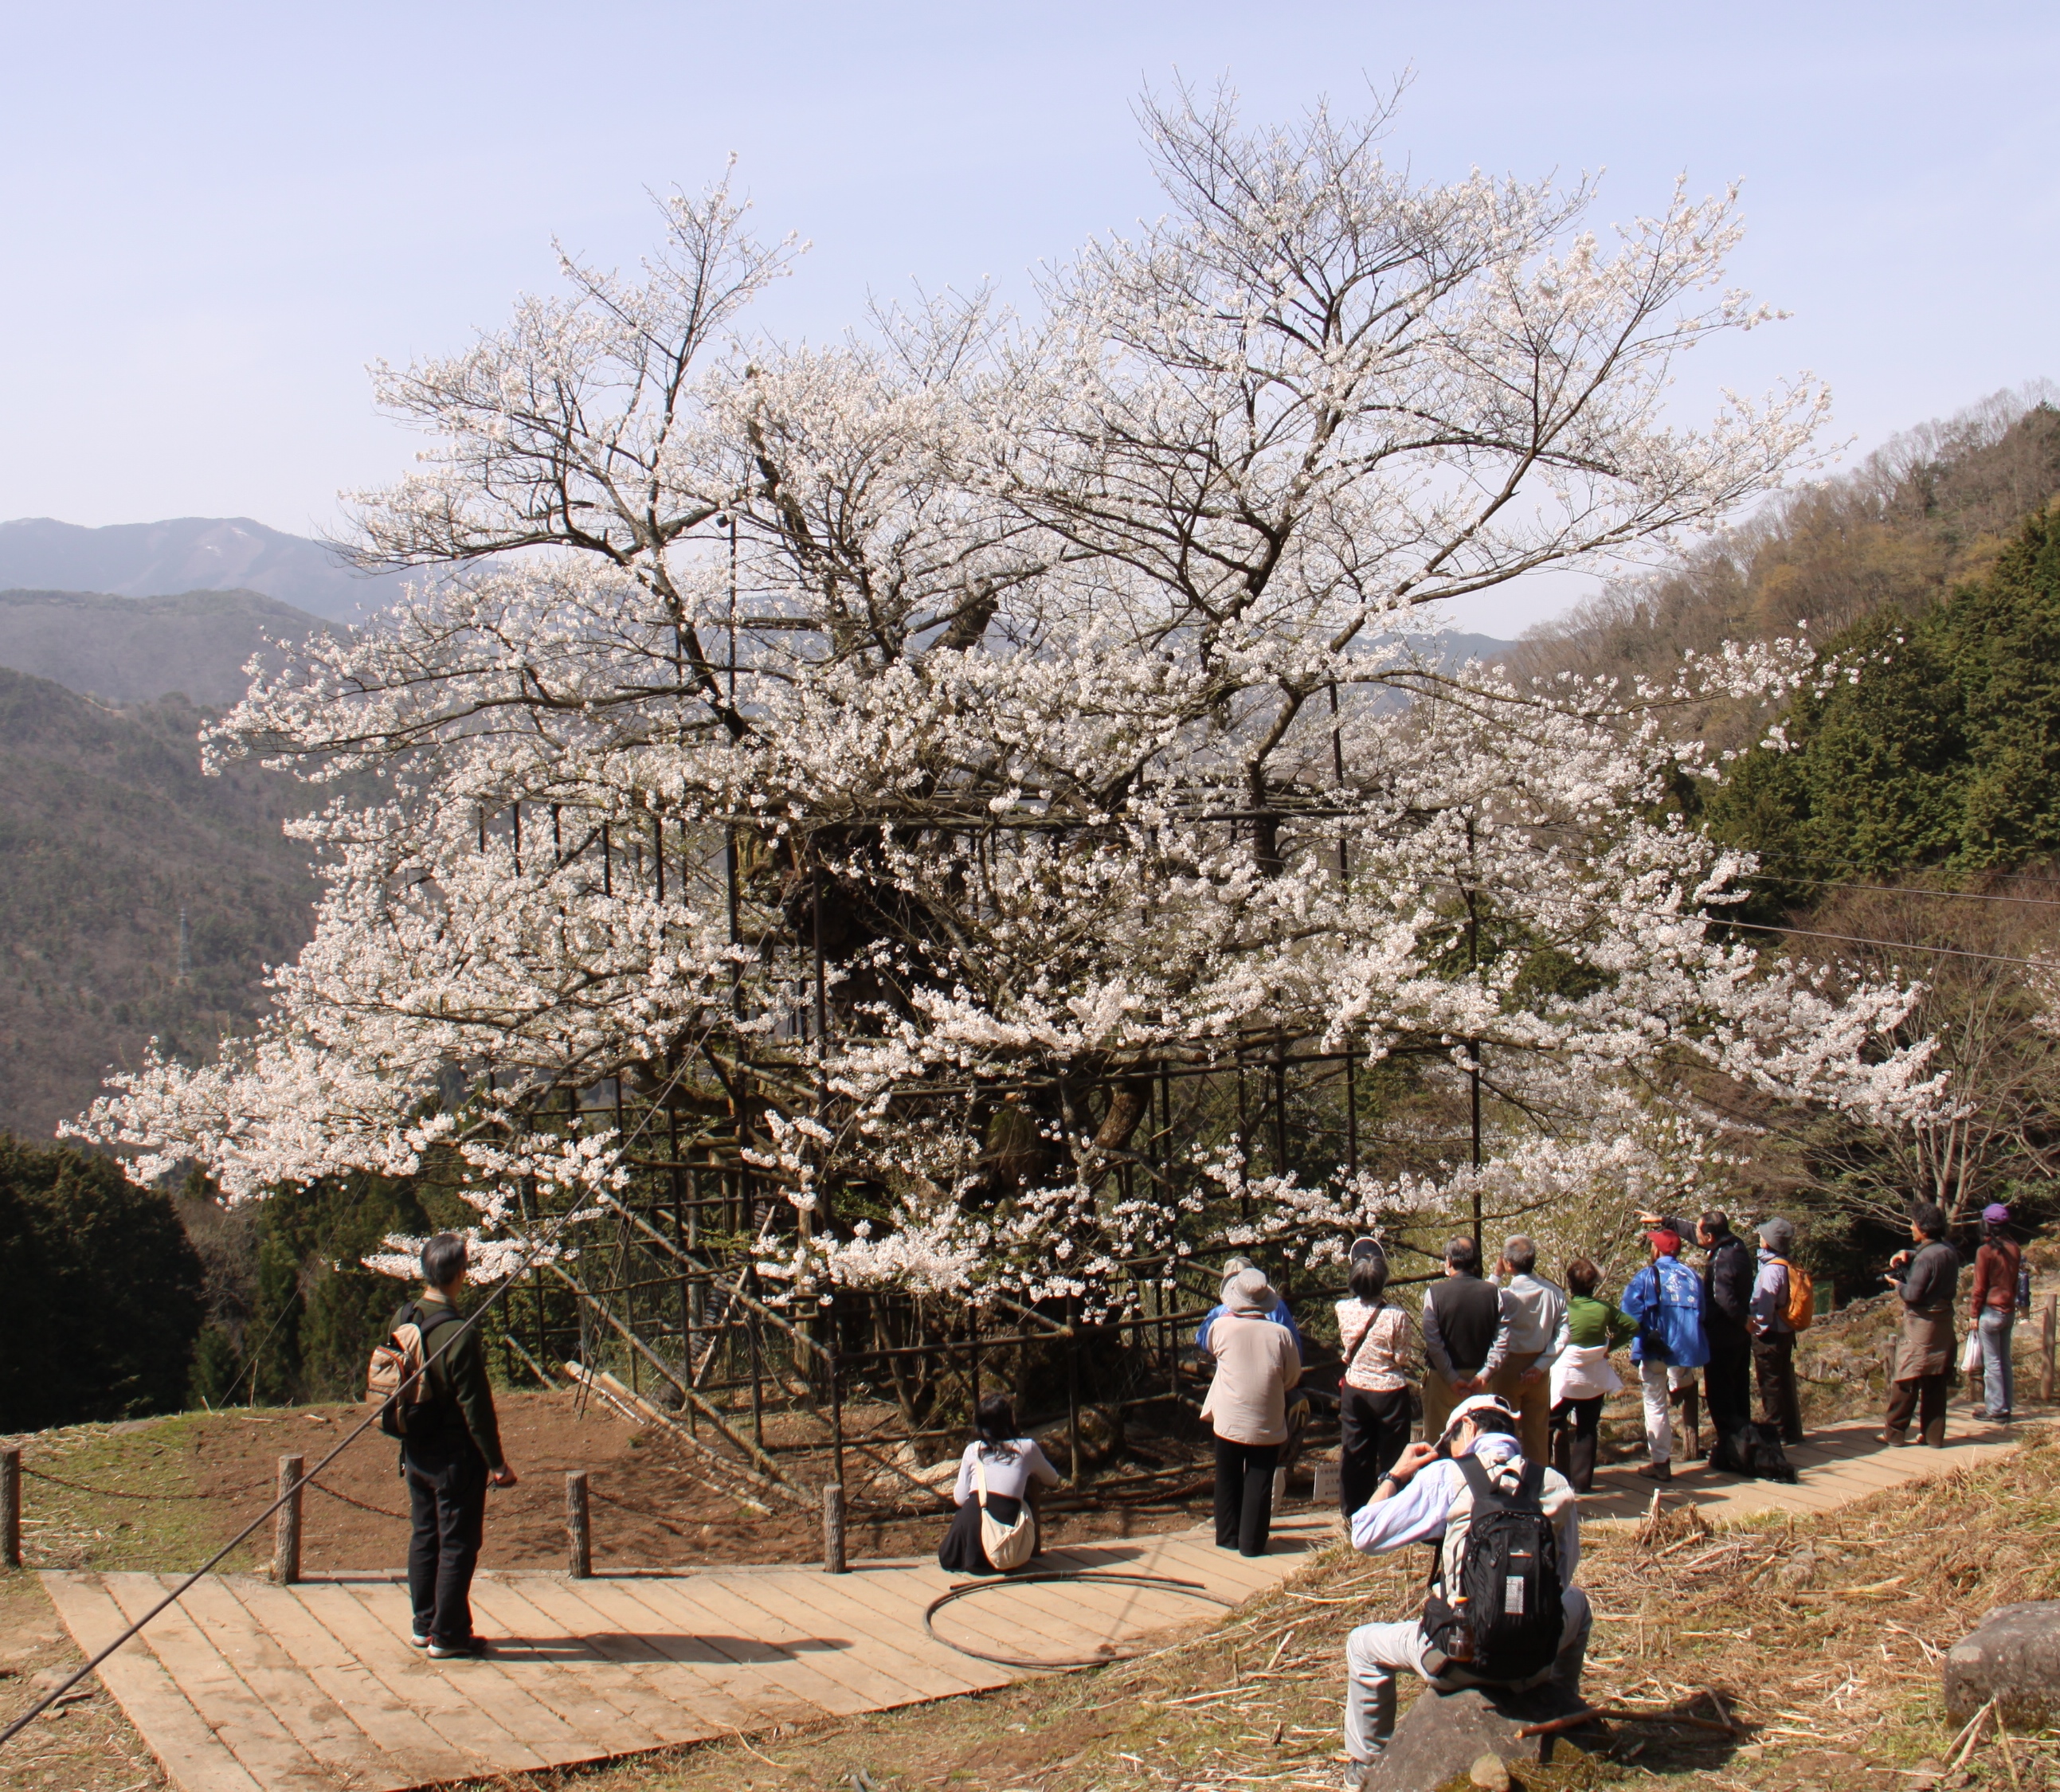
[74,94,1938,1303]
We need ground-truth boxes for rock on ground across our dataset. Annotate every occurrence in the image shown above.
[1363,1684,1600,1792]
[1944,1600,2060,1726]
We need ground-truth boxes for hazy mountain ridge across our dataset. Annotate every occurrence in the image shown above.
[0,516,411,624]
[0,667,319,1141]
[0,587,326,706]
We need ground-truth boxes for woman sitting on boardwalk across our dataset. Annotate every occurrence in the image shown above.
[938,1394,1062,1575]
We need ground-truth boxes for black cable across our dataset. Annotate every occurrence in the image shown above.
[922,1571,1232,1669]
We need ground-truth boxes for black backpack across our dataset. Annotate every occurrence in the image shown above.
[1422,1454,1565,1683]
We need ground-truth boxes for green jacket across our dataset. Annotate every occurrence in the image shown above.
[1565,1292,1639,1352]
[395,1293,504,1470]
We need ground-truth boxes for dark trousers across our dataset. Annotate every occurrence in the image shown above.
[1337,1386,1410,1520]
[1886,1375,1948,1446]
[1704,1324,1753,1443]
[1753,1334,1804,1442]
[1550,1395,1604,1493]
[404,1441,488,1646]
[1212,1436,1280,1557]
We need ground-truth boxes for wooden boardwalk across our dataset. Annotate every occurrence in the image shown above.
[1579,1410,2023,1521]
[41,1518,1331,1792]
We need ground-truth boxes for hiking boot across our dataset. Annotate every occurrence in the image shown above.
[1635,1460,1672,1482]
[1340,1755,1381,1790]
[1921,1418,1948,1450]
[1876,1427,1908,1446]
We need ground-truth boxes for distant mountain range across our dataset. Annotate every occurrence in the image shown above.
[0,588,326,707]
[0,517,410,625]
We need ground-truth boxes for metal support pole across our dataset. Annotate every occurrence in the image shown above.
[566,1470,592,1579]
[822,1484,847,1575]
[1066,1296,1082,1489]
[2042,1297,2056,1404]
[2,1447,19,1569]
[274,1456,303,1585]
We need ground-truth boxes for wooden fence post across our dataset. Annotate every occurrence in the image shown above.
[822,1484,847,1575]
[274,1456,303,1586]
[566,1470,592,1579]
[2,1447,19,1569]
[2041,1297,2055,1405]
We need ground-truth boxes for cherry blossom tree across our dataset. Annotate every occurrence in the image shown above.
[78,91,1937,1309]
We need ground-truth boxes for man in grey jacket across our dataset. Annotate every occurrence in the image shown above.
[1489,1235,1568,1468]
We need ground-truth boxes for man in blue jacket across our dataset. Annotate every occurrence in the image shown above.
[1619,1226,1709,1483]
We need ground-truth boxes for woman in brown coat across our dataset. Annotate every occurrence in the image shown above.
[1881,1202,1960,1448]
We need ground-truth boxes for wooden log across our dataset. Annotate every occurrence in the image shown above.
[2042,1297,2056,1404]
[2,1446,18,1569]
[822,1483,847,1575]
[566,1470,592,1579]
[274,1455,303,1585]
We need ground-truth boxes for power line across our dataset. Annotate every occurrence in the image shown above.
[1749,873,2060,910]
[1719,918,2054,971]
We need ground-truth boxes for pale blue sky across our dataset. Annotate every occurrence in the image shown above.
[1,2,2052,633]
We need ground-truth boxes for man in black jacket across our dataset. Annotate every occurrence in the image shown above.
[396,1233,517,1657]
[1696,1209,1756,1454]
[1419,1238,1510,1443]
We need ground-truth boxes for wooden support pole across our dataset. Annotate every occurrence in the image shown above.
[2041,1296,2055,1404]
[566,1470,592,1579]
[274,1456,303,1585]
[822,1484,847,1575]
[2,1447,19,1569]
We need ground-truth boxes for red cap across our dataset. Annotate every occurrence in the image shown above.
[1646,1228,1682,1254]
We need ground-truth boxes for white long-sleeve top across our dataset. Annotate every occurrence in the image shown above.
[951,1438,1061,1505]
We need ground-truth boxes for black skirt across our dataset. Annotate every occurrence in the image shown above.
[937,1493,1028,1575]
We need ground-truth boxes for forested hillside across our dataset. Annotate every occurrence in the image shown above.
[0,586,324,706]
[1519,388,2060,1257]
[0,669,317,1138]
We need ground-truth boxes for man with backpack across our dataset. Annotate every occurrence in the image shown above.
[1749,1218,1808,1445]
[1338,1393,1588,1785]
[386,1233,517,1658]
[1619,1225,1709,1482]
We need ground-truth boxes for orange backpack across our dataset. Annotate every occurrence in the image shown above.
[1775,1258,1815,1332]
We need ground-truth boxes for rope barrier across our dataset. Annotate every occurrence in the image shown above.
[922,1571,1232,1670]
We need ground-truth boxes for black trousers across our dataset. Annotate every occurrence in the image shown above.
[1886,1374,1948,1444]
[1550,1395,1604,1493]
[1337,1386,1410,1520]
[937,1492,1028,1575]
[404,1439,488,1646]
[1753,1334,1804,1442]
[1212,1436,1280,1557]
[1704,1324,1753,1443]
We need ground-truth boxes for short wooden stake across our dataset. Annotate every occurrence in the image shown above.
[566,1470,592,1579]
[2041,1297,2056,1404]
[821,1483,847,1575]
[2,1447,20,1569]
[274,1455,303,1585]
[1271,1465,1290,1510]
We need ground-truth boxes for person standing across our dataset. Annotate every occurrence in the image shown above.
[1337,1394,1590,1785]
[938,1394,1062,1574]
[395,1233,516,1658]
[1881,1203,1960,1449]
[1196,1255,1305,1358]
[1620,1226,1709,1482]
[1420,1238,1510,1442]
[1969,1203,2020,1423]
[1696,1209,1755,1453]
[1549,1258,1637,1493]
[1749,1219,1806,1445]
[1333,1242,1414,1520]
[1489,1236,1568,1469]
[1202,1270,1302,1555]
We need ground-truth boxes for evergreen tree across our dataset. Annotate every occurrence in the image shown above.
[0,1137,206,1430]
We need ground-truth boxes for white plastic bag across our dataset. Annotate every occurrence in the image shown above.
[1961,1330,1984,1374]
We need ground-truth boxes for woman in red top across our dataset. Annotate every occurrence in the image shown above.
[1970,1203,2023,1422]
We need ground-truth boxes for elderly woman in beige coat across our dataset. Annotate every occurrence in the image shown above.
[1201,1269,1303,1556]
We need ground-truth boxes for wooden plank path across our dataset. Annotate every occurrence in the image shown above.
[41,1517,1332,1792]
[1579,1409,2023,1522]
